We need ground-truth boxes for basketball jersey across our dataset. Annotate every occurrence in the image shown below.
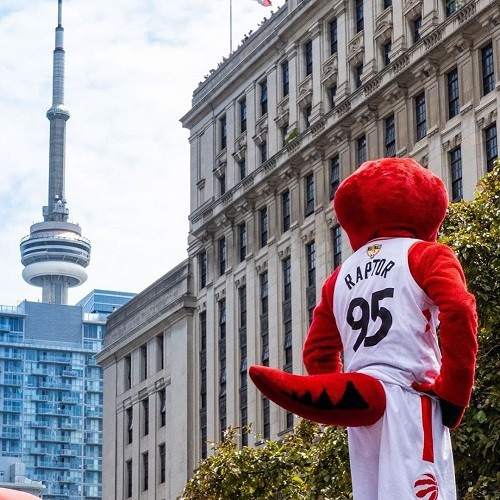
[333,238,441,389]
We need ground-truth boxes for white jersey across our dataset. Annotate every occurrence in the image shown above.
[333,238,441,390]
[334,238,456,499]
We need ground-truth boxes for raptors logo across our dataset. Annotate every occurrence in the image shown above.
[414,473,439,499]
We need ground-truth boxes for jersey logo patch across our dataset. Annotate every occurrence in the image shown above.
[414,472,439,499]
[367,244,382,258]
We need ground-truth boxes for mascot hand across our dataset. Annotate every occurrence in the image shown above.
[412,381,465,429]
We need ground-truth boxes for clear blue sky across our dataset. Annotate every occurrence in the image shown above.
[0,0,284,305]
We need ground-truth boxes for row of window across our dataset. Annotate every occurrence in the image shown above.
[213,30,496,199]
[123,333,165,390]
[125,442,166,497]
[215,116,497,243]
[197,228,343,450]
[125,388,166,446]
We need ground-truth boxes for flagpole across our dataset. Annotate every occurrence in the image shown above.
[229,0,233,53]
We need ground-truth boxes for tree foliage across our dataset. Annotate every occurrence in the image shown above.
[180,421,351,499]
[180,161,500,499]
[439,160,500,499]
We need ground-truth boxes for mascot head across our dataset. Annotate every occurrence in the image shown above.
[334,157,448,251]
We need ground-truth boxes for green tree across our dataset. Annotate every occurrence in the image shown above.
[180,421,351,500]
[180,161,500,499]
[440,159,500,498]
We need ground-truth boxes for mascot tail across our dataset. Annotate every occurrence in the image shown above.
[249,365,386,427]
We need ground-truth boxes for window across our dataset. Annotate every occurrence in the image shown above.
[218,237,226,276]
[142,452,149,491]
[304,105,312,129]
[238,223,247,262]
[126,460,132,498]
[126,408,133,444]
[304,173,315,216]
[199,310,207,458]
[140,344,147,381]
[282,257,292,372]
[198,251,207,289]
[445,0,457,17]
[355,0,364,32]
[282,60,289,97]
[159,388,166,427]
[306,242,316,288]
[239,99,247,133]
[260,271,269,366]
[283,257,292,302]
[281,124,289,146]
[305,40,313,76]
[306,241,316,324]
[333,225,342,269]
[239,285,248,446]
[357,135,367,166]
[383,40,392,67]
[482,43,495,96]
[330,155,340,200]
[260,79,268,115]
[156,334,164,371]
[259,207,268,248]
[219,115,227,150]
[355,63,363,88]
[385,115,396,157]
[260,141,268,164]
[412,16,422,44]
[415,92,427,141]
[450,147,463,201]
[485,125,498,172]
[142,398,149,436]
[329,19,338,55]
[286,411,294,430]
[383,0,392,8]
[124,355,131,390]
[328,85,337,110]
[219,173,226,196]
[159,444,166,484]
[238,158,246,180]
[218,299,227,437]
[262,396,270,439]
[282,190,291,232]
[447,68,460,119]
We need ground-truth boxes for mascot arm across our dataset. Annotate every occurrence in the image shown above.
[303,268,344,375]
[409,241,478,414]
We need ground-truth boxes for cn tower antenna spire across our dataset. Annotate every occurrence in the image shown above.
[20,0,91,305]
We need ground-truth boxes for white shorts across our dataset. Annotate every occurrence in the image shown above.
[347,382,456,500]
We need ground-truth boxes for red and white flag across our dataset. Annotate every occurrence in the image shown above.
[254,0,272,6]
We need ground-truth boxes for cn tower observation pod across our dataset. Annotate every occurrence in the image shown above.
[20,221,91,304]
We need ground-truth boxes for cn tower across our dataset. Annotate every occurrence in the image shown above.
[20,0,91,305]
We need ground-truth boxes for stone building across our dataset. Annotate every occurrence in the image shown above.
[99,0,499,498]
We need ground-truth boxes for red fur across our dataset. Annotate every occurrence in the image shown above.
[334,158,448,251]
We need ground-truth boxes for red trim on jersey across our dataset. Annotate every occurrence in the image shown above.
[421,395,435,463]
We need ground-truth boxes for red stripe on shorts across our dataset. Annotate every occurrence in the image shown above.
[421,395,434,463]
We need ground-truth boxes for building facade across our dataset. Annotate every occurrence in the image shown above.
[96,262,196,500]
[100,0,499,498]
[0,290,134,499]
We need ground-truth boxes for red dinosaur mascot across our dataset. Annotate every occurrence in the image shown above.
[249,157,477,499]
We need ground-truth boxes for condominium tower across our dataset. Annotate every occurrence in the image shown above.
[99,1,499,498]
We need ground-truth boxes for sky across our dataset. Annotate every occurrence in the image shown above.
[0,0,286,306]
